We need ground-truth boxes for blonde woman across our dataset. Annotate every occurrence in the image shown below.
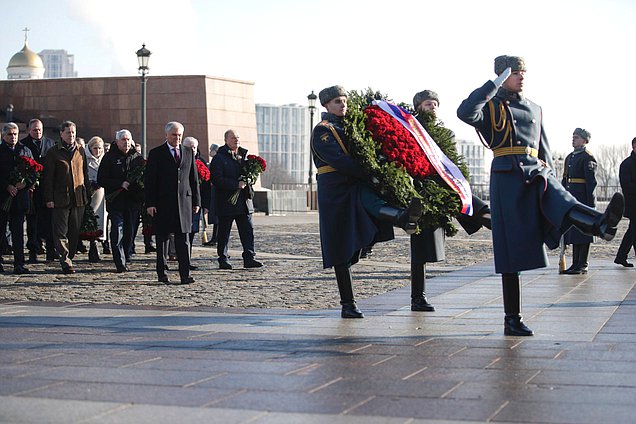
[86,136,108,261]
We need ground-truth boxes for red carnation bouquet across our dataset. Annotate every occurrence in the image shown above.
[364,105,435,179]
[105,157,146,202]
[2,155,43,212]
[196,159,210,182]
[228,154,266,205]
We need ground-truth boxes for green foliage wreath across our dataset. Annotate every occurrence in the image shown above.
[343,88,470,236]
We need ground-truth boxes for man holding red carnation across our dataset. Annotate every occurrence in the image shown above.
[311,85,422,319]
[0,123,37,274]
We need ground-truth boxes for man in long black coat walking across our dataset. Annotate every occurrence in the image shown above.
[145,121,200,285]
[615,137,636,267]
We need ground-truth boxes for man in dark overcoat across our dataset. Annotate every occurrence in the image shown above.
[97,129,144,273]
[210,129,262,270]
[561,128,597,274]
[457,55,624,336]
[615,137,636,267]
[0,123,35,274]
[312,85,422,319]
[145,121,200,285]
[20,118,56,262]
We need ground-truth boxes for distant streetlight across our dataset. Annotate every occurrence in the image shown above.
[307,91,317,209]
[136,43,151,157]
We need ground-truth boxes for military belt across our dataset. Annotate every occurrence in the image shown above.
[317,165,336,175]
[567,178,586,184]
[493,146,538,158]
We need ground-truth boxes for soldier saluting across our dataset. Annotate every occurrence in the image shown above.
[561,128,597,274]
[457,55,624,336]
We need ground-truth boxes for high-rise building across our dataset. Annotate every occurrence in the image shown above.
[255,103,311,188]
[456,138,488,185]
[39,49,77,78]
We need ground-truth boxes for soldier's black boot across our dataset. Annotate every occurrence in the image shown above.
[378,198,422,235]
[502,273,534,336]
[335,264,363,318]
[411,263,435,311]
[577,243,590,274]
[563,244,580,274]
[566,193,624,241]
[88,241,101,263]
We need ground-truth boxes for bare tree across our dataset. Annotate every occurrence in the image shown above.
[259,155,295,189]
[595,144,628,187]
[551,149,568,179]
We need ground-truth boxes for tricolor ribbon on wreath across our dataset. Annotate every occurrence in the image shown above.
[374,100,473,216]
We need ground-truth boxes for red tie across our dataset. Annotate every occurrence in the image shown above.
[174,147,180,163]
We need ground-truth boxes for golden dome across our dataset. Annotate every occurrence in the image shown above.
[8,41,44,69]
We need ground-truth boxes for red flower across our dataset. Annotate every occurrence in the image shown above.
[2,155,43,212]
[228,155,266,205]
[364,106,435,179]
[196,159,210,182]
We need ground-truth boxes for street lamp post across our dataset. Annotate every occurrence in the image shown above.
[307,90,317,209]
[136,43,151,158]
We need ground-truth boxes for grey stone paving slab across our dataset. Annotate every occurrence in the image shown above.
[1,257,636,423]
[0,396,126,423]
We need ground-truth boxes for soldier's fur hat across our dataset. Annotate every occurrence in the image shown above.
[319,85,347,106]
[494,55,526,75]
[412,90,440,109]
[574,128,591,142]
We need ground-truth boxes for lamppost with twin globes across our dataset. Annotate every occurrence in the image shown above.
[136,43,151,158]
[307,90,317,209]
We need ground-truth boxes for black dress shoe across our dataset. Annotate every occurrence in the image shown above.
[341,302,364,318]
[158,274,170,283]
[180,276,195,284]
[244,259,263,268]
[504,316,534,336]
[411,297,435,312]
[28,251,38,263]
[614,258,634,267]
[144,245,157,253]
[563,266,588,275]
[218,260,233,270]
[13,265,30,275]
[115,265,129,273]
[189,264,198,270]
[62,266,76,275]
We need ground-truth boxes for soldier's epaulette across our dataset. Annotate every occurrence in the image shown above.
[318,120,331,127]
[584,146,595,158]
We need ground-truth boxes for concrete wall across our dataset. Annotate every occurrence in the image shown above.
[0,75,259,162]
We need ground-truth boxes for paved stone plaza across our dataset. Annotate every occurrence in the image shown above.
[1,213,636,423]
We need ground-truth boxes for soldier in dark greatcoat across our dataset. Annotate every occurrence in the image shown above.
[312,85,422,319]
[457,55,624,336]
[409,89,492,312]
[561,128,597,274]
[615,137,636,267]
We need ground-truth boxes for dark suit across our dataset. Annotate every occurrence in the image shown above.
[20,134,56,255]
[145,143,200,281]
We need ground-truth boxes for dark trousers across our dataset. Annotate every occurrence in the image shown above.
[26,206,55,253]
[109,209,137,269]
[51,206,84,269]
[156,232,190,280]
[0,210,26,266]
[616,219,636,260]
[216,213,255,262]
